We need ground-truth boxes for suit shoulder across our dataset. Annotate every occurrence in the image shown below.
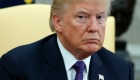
[98,47,129,66]
[1,34,56,61]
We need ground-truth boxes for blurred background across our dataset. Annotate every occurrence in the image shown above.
[0,0,140,79]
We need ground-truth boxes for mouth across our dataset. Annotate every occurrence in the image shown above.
[83,38,100,43]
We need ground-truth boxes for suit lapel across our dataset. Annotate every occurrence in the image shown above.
[43,35,68,80]
[89,52,108,80]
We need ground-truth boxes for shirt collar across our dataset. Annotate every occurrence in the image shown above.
[57,37,91,73]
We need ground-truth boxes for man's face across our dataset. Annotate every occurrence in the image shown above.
[54,0,107,59]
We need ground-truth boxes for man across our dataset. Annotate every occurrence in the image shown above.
[0,0,134,80]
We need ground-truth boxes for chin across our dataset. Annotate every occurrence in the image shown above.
[84,45,101,53]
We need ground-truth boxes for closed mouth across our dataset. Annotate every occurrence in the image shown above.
[83,38,99,43]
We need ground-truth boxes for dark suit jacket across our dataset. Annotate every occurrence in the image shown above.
[0,34,134,80]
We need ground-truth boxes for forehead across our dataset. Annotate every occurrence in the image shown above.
[67,0,107,14]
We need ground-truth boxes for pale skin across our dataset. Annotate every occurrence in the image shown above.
[53,0,108,60]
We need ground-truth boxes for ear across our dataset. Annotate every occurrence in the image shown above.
[52,14,62,32]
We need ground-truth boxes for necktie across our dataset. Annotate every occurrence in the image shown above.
[73,61,85,80]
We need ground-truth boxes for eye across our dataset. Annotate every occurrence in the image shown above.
[97,16,102,19]
[97,15,106,24]
[75,15,88,23]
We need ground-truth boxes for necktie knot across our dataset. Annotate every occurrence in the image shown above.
[73,61,85,80]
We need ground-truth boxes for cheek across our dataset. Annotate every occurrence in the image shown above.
[65,21,86,36]
[61,16,88,42]
[99,25,106,43]
[102,29,106,41]
[62,22,79,41]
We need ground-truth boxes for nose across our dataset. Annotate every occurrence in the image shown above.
[87,16,99,33]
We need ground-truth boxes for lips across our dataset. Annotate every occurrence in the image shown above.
[83,38,100,43]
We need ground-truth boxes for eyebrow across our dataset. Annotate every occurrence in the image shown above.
[75,8,90,14]
[76,8,107,15]
[98,12,107,16]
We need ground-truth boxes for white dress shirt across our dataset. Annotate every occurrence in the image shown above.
[57,37,91,80]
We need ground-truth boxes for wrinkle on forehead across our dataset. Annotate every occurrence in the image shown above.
[70,0,106,3]
[69,0,107,15]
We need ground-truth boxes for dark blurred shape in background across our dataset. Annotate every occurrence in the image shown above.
[0,0,35,8]
[111,0,136,37]
[111,0,136,69]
